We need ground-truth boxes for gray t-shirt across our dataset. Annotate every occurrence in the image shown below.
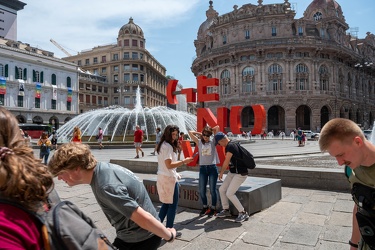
[155,131,162,143]
[198,139,219,165]
[90,162,158,243]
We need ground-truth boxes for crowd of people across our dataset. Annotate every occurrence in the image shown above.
[2,107,372,249]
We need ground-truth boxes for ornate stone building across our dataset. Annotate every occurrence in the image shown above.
[64,18,168,111]
[192,0,375,133]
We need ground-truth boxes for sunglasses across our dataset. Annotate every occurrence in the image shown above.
[202,134,211,137]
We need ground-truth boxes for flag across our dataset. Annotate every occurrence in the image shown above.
[67,87,72,102]
[52,85,57,100]
[0,77,5,94]
[35,82,41,98]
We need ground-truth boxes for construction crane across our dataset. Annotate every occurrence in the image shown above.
[50,39,72,57]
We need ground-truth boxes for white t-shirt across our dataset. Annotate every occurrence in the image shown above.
[157,141,179,179]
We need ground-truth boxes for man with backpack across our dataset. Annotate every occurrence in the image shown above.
[48,142,178,250]
[214,131,254,223]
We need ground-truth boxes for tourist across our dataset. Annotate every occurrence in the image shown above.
[0,107,54,249]
[51,131,58,150]
[188,126,219,217]
[134,125,144,158]
[97,127,104,149]
[72,126,82,143]
[319,118,375,250]
[214,131,250,223]
[156,125,193,233]
[37,132,51,164]
[177,132,185,160]
[151,127,161,155]
[48,142,178,250]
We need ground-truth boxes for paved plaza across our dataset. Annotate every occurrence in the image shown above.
[48,139,353,249]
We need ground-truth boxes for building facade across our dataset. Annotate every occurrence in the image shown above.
[0,0,26,40]
[192,0,375,134]
[64,18,168,111]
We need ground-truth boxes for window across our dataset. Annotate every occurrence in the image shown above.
[0,64,3,76]
[77,60,81,66]
[245,30,250,39]
[268,64,283,91]
[101,67,107,74]
[35,98,40,108]
[132,64,138,71]
[93,57,98,64]
[313,12,322,21]
[124,52,130,59]
[114,97,119,105]
[132,52,138,60]
[124,39,129,46]
[140,41,144,48]
[114,75,118,83]
[320,28,325,38]
[124,86,130,92]
[140,53,144,59]
[220,69,230,95]
[132,40,138,47]
[124,64,130,70]
[114,65,119,72]
[51,74,57,85]
[101,56,106,63]
[98,96,102,105]
[0,94,4,106]
[104,87,108,93]
[51,99,56,109]
[132,74,139,82]
[222,35,227,45]
[18,96,23,107]
[319,65,329,91]
[124,96,130,104]
[67,101,71,111]
[15,67,23,80]
[85,59,90,65]
[272,27,277,36]
[113,54,119,61]
[124,74,130,81]
[242,67,255,93]
[298,27,303,36]
[295,63,309,91]
[98,86,102,92]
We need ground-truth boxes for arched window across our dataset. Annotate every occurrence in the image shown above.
[242,67,255,93]
[313,12,322,21]
[268,64,282,91]
[51,74,57,85]
[319,65,329,91]
[220,69,230,95]
[33,70,40,82]
[67,76,71,88]
[15,66,23,80]
[295,63,309,90]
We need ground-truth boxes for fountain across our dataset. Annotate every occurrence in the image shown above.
[57,86,197,143]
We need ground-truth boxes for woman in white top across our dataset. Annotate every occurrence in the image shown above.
[156,125,193,232]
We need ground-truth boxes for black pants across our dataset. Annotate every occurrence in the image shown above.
[113,235,161,250]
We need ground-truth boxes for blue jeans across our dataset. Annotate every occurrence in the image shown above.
[39,151,50,164]
[158,182,179,228]
[199,164,218,208]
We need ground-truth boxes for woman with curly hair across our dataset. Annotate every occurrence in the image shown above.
[156,125,193,236]
[0,107,54,249]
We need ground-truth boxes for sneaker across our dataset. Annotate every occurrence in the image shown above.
[135,155,139,159]
[142,151,144,157]
[235,211,249,223]
[206,208,217,218]
[199,207,208,217]
[151,152,155,155]
[216,209,231,218]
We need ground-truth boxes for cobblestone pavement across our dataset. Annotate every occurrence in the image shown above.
[48,139,353,249]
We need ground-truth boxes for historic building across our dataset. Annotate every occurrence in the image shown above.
[192,0,375,133]
[0,0,79,129]
[64,18,168,110]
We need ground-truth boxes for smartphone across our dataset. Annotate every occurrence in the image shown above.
[193,152,199,158]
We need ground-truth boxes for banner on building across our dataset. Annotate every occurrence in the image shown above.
[18,82,25,96]
[52,85,57,100]
[67,87,72,102]
[35,82,41,98]
[0,77,6,94]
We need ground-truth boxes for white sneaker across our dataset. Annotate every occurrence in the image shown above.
[235,211,249,223]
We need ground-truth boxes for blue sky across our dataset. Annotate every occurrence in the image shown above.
[18,0,375,88]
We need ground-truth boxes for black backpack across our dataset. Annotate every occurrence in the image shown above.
[230,141,256,169]
[40,143,48,153]
[0,193,117,250]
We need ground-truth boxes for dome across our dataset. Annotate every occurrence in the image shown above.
[197,1,218,40]
[118,17,144,38]
[303,0,344,21]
